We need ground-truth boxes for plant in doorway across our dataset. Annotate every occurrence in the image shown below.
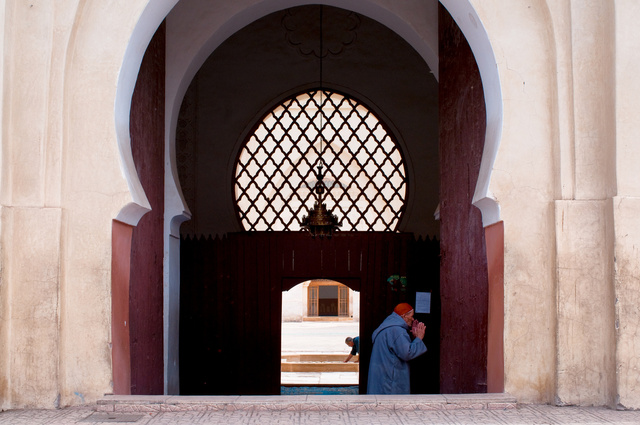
[387,275,407,292]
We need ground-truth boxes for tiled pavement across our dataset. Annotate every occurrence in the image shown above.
[2,401,640,424]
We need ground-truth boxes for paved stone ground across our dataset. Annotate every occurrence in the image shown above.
[2,404,640,425]
[4,323,638,423]
[281,321,359,354]
[282,321,360,385]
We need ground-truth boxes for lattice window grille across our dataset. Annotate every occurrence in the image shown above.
[234,89,407,232]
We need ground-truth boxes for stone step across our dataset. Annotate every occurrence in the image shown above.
[281,361,359,372]
[301,316,355,322]
[97,393,518,413]
[282,354,358,362]
[281,354,360,372]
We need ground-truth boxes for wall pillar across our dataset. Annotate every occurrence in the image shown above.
[555,200,616,406]
[0,207,62,408]
[613,0,640,410]
[612,197,640,409]
[553,0,617,407]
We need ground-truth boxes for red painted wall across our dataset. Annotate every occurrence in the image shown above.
[438,5,489,393]
[128,22,166,395]
[111,220,133,395]
[486,221,505,393]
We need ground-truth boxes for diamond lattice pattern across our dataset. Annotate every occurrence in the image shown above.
[235,90,407,231]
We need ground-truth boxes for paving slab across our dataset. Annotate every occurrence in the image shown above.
[3,402,640,424]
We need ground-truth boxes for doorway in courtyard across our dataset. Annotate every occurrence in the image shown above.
[281,280,360,395]
[305,280,353,318]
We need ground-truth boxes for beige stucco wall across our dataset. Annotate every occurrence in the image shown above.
[60,1,150,408]
[0,0,145,409]
[556,2,617,407]
[613,197,640,409]
[471,0,640,408]
[471,0,558,402]
[1,0,639,410]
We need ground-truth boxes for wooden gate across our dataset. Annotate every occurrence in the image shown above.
[179,231,440,395]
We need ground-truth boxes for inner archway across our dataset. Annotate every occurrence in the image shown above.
[281,279,360,394]
[175,6,441,395]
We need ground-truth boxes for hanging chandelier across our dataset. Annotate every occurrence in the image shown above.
[301,164,342,238]
[300,5,342,238]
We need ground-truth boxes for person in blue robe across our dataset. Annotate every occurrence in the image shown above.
[367,303,427,394]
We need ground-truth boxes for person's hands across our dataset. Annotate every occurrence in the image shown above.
[411,321,426,340]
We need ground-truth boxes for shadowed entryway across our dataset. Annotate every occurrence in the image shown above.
[179,232,440,395]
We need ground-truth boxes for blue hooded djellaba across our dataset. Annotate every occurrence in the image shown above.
[367,312,427,394]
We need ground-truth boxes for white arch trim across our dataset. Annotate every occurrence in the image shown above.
[440,0,503,226]
[114,0,180,226]
[114,0,182,394]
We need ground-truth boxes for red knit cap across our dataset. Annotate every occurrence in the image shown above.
[394,303,413,316]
